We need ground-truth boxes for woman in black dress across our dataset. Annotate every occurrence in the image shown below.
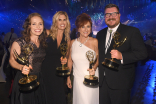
[41,11,71,104]
[9,13,47,104]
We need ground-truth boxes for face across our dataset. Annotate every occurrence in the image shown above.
[11,28,14,33]
[57,14,67,30]
[78,22,91,38]
[104,7,120,28]
[30,16,44,36]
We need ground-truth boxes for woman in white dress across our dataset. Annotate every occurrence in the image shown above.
[67,13,99,104]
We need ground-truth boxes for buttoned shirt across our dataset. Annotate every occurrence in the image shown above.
[105,23,120,54]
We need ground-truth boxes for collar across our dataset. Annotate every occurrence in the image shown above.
[108,23,120,33]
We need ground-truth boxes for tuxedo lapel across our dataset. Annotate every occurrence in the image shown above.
[116,23,124,42]
[116,23,122,33]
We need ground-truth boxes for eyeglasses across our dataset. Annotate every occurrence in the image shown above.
[104,12,119,18]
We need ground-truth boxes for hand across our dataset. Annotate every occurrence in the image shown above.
[110,49,122,60]
[60,57,67,65]
[67,77,72,89]
[21,65,33,75]
[87,68,95,76]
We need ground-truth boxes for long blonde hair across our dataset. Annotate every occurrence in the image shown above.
[50,11,71,41]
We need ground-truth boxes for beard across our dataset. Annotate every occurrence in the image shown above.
[107,24,116,28]
[106,18,119,28]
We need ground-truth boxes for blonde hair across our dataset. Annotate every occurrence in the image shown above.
[50,11,71,41]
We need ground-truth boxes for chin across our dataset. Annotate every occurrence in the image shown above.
[85,35,89,38]
[35,33,42,36]
[58,27,66,30]
[107,24,116,28]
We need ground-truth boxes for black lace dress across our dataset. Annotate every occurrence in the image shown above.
[41,35,67,104]
[11,38,46,104]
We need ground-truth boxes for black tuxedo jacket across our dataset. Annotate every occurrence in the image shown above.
[96,23,147,89]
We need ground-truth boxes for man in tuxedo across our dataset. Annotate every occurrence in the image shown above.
[96,4,147,104]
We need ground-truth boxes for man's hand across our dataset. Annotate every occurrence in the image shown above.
[110,49,122,60]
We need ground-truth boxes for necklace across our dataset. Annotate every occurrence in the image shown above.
[78,36,89,47]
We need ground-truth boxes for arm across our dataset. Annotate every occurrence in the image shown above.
[123,28,147,64]
[9,41,32,75]
[93,39,99,70]
[66,38,71,59]
[66,40,74,89]
[112,28,148,64]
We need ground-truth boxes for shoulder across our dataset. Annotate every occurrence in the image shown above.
[13,33,17,36]
[11,40,21,55]
[14,38,26,46]
[90,37,98,42]
[11,41,20,49]
[4,32,10,37]
[89,37,98,45]
[96,27,107,38]
[97,28,107,34]
[120,24,140,32]
[15,37,23,42]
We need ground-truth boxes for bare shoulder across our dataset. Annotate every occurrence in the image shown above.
[10,41,21,54]
[12,41,20,48]
[89,37,98,44]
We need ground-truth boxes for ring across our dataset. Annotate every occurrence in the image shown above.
[25,69,27,71]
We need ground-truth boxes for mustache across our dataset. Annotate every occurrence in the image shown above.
[107,18,116,21]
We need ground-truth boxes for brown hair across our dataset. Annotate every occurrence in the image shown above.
[75,13,92,30]
[22,13,47,48]
[104,4,119,12]
[75,13,92,37]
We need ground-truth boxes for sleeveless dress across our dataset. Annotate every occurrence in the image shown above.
[41,35,66,104]
[71,39,99,104]
[11,38,46,104]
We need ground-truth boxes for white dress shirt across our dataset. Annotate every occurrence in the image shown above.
[104,23,123,75]
[105,23,120,54]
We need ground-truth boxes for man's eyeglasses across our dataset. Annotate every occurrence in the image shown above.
[104,12,119,18]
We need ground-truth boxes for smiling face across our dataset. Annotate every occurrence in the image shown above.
[57,14,67,31]
[104,7,120,28]
[78,22,91,38]
[30,16,44,36]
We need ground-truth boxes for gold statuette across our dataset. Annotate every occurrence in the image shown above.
[83,50,98,86]
[56,42,70,76]
[13,43,39,91]
[102,31,127,70]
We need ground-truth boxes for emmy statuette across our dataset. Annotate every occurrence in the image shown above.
[56,42,70,76]
[13,44,39,91]
[102,31,127,70]
[83,50,98,86]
